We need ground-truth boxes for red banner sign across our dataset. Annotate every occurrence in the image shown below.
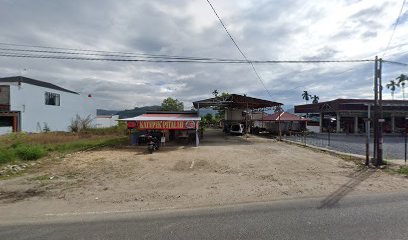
[127,120,197,130]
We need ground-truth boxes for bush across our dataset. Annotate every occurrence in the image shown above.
[13,145,47,161]
[0,149,16,164]
[68,114,94,133]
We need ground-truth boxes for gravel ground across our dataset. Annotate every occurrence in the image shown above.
[1,129,408,222]
[283,133,407,160]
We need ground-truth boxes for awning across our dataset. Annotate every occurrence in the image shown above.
[119,112,200,130]
[193,94,282,109]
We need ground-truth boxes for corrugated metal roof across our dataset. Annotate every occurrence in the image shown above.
[0,76,79,94]
[120,112,200,121]
[259,112,307,121]
[193,94,282,109]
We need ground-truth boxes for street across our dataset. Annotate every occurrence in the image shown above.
[1,191,408,240]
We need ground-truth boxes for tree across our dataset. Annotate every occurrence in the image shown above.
[302,91,311,104]
[312,95,319,104]
[161,97,184,111]
[215,92,231,118]
[386,80,399,100]
[396,74,408,100]
[202,113,214,126]
[212,89,219,97]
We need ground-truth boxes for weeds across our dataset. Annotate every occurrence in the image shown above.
[0,130,128,165]
[397,166,408,176]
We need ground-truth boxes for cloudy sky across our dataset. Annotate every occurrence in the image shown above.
[0,0,407,110]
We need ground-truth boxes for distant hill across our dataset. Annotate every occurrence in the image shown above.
[98,106,222,119]
[96,109,120,116]
[118,105,162,118]
[198,108,218,117]
[98,106,162,119]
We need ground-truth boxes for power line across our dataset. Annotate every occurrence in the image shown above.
[205,0,273,99]
[0,42,239,61]
[0,50,374,64]
[383,60,408,66]
[0,47,246,62]
[382,0,406,57]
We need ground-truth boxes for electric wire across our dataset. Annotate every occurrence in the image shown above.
[205,0,273,99]
[382,0,406,57]
[0,50,374,64]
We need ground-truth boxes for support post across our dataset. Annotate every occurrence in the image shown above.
[391,114,395,133]
[319,112,323,133]
[278,106,282,141]
[405,116,407,164]
[246,102,249,138]
[196,103,200,147]
[336,112,341,133]
[196,127,199,147]
[366,104,371,166]
[354,116,358,134]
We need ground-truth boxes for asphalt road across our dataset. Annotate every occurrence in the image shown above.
[2,192,408,240]
[284,134,407,160]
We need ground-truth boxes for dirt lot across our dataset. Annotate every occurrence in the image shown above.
[1,129,408,219]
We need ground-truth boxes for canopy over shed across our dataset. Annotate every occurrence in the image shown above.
[193,94,282,110]
[120,111,201,146]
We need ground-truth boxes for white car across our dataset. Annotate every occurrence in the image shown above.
[230,123,245,135]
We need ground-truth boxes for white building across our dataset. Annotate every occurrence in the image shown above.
[0,76,96,134]
[96,115,119,128]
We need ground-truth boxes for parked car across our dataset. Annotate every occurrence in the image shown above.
[230,123,245,135]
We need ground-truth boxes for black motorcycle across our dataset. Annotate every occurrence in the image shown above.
[146,135,160,154]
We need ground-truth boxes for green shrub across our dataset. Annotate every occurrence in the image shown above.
[13,145,47,161]
[398,166,408,175]
[0,149,16,164]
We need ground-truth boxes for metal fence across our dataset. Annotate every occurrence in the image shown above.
[282,132,407,161]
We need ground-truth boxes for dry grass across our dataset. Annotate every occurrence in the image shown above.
[0,127,128,165]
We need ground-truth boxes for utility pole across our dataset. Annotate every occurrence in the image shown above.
[278,105,282,141]
[373,56,383,167]
[377,58,383,166]
[373,56,378,164]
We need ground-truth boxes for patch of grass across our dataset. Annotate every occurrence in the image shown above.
[49,137,128,153]
[14,145,47,161]
[0,134,127,166]
[397,166,408,176]
[0,149,16,164]
[31,174,52,181]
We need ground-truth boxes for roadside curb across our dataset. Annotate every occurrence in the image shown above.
[280,139,366,163]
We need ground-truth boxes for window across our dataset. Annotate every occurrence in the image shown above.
[45,92,60,106]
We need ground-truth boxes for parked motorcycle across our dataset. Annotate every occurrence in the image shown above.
[147,135,160,154]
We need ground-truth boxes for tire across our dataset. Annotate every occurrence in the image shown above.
[148,146,154,154]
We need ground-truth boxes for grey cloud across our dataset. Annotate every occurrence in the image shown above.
[0,0,406,110]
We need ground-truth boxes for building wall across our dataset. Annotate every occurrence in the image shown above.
[306,125,320,133]
[96,115,119,128]
[0,126,12,135]
[225,109,245,122]
[0,85,10,105]
[9,82,95,132]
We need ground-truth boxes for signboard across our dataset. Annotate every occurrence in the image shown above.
[127,121,137,129]
[128,120,197,130]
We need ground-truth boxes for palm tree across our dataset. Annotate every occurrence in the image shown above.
[396,74,408,100]
[312,95,319,104]
[386,80,399,100]
[212,89,219,97]
[302,91,311,104]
